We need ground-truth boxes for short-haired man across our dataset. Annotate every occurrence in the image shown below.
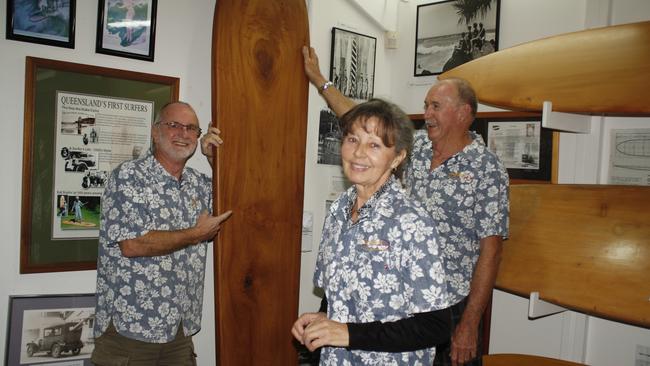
[302,47,509,366]
[92,101,232,365]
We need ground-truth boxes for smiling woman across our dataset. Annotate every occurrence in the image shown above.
[292,99,452,365]
[339,99,412,212]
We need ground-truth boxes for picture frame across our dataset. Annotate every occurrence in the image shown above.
[5,0,76,48]
[317,108,342,165]
[95,0,157,61]
[5,293,96,366]
[329,27,376,101]
[409,111,558,183]
[414,0,501,76]
[21,57,179,274]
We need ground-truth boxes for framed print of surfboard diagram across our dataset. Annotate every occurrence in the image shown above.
[415,0,500,76]
[20,57,179,274]
[6,0,76,48]
[96,0,157,61]
[329,27,376,101]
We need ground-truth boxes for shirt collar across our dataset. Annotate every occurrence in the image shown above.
[142,150,190,186]
[341,175,401,221]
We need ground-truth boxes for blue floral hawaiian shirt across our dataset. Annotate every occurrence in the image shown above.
[94,151,212,343]
[314,176,450,365]
[404,130,509,304]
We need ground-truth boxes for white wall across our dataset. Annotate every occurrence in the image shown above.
[0,1,217,365]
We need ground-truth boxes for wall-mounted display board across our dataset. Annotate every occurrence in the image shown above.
[20,57,179,274]
[409,111,558,184]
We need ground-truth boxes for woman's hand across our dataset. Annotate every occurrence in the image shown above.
[293,313,350,352]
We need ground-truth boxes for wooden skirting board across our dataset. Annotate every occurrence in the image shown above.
[499,184,650,328]
[211,1,309,364]
[440,21,650,115]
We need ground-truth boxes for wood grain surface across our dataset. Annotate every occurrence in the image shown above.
[498,184,650,328]
[211,1,309,364]
[484,354,586,366]
[439,21,650,115]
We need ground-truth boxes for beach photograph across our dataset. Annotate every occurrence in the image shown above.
[415,0,500,76]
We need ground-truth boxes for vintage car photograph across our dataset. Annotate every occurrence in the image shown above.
[5,294,96,366]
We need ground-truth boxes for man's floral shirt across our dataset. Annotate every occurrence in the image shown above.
[404,130,509,304]
[94,151,212,343]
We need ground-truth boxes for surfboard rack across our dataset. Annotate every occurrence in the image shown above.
[542,101,591,134]
[529,291,568,319]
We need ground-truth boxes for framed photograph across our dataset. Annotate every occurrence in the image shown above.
[6,0,76,48]
[5,294,96,366]
[95,0,157,61]
[415,0,501,76]
[329,27,376,101]
[409,111,558,183]
[317,109,342,165]
[21,57,179,274]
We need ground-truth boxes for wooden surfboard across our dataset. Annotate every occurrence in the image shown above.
[439,21,650,115]
[497,184,650,328]
[212,1,309,365]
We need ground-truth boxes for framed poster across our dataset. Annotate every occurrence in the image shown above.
[6,0,76,48]
[20,57,179,274]
[5,294,96,366]
[329,27,376,101]
[409,111,558,183]
[415,0,500,76]
[95,0,157,61]
[608,128,650,186]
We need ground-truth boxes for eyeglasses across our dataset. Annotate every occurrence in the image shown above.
[157,121,202,137]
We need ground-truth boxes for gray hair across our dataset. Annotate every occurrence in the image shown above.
[443,77,478,118]
[153,101,196,125]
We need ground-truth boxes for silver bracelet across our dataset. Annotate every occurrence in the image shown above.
[318,81,334,93]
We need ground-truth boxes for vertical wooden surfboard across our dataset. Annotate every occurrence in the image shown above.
[440,21,650,115]
[212,1,309,365]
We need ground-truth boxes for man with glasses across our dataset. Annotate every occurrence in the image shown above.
[92,101,232,365]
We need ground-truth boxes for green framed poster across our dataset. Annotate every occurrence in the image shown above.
[20,56,179,273]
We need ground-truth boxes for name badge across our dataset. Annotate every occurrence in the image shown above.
[361,239,390,251]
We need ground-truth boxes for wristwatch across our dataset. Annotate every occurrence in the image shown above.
[318,81,334,93]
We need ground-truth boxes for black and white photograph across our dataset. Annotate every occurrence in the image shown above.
[60,116,96,135]
[60,147,98,173]
[81,170,108,189]
[415,0,500,76]
[329,27,376,101]
[5,294,96,366]
[317,109,342,165]
[6,0,76,48]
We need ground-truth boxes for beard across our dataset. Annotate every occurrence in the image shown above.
[153,129,198,163]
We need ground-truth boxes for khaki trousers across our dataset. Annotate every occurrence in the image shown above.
[91,322,197,366]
